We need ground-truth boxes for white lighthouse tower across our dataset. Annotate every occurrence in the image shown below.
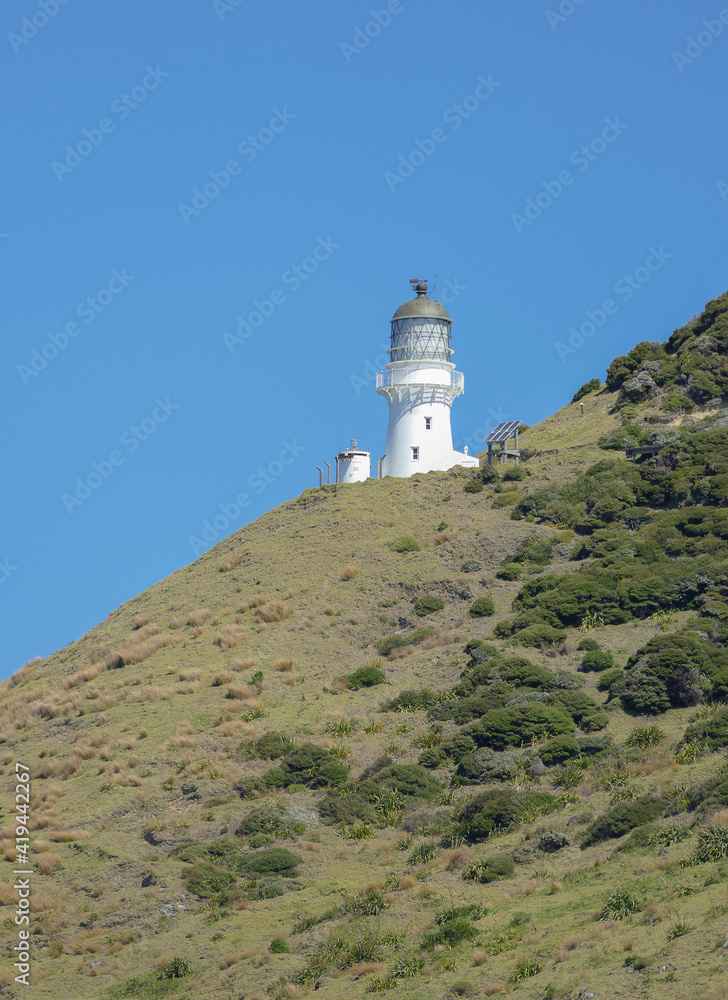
[376,280,479,478]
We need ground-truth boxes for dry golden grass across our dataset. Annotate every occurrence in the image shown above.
[46,829,90,842]
[188,608,212,627]
[169,615,186,629]
[232,657,256,670]
[213,671,233,686]
[255,601,294,623]
[482,982,507,995]
[227,684,257,701]
[273,659,294,672]
[215,625,248,651]
[37,852,62,874]
[219,554,243,572]
[100,632,170,668]
[341,563,359,580]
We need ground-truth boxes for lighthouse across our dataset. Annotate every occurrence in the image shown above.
[376,280,479,478]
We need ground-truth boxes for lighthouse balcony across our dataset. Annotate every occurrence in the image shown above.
[376,369,464,391]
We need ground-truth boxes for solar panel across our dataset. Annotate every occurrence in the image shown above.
[485,420,521,443]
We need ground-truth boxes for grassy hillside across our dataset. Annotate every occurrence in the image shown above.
[2,293,728,1000]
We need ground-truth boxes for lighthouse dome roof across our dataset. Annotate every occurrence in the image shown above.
[391,280,452,322]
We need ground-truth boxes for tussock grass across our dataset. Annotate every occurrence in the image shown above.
[256,602,294,623]
[215,625,248,650]
[188,608,212,627]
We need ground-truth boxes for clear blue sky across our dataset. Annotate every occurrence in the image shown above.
[2,0,727,677]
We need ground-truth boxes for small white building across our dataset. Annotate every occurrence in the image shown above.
[376,281,479,478]
[336,440,371,483]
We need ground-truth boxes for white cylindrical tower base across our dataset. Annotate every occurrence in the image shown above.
[337,443,371,483]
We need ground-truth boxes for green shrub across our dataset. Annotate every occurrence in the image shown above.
[508,535,556,566]
[508,623,567,648]
[499,657,555,690]
[393,536,420,552]
[469,596,495,618]
[380,687,435,711]
[626,725,665,750]
[265,743,349,789]
[270,938,289,954]
[242,848,302,877]
[180,862,235,898]
[469,703,575,750]
[456,748,520,784]
[461,559,482,573]
[503,466,526,482]
[344,664,386,690]
[254,731,295,759]
[586,796,664,843]
[318,790,378,826]
[414,595,445,617]
[600,889,641,920]
[458,789,556,841]
[461,854,516,883]
[578,637,600,651]
[497,563,523,581]
[376,628,435,658]
[693,826,728,862]
[617,669,671,715]
[682,708,728,750]
[159,957,192,980]
[418,747,447,769]
[464,479,484,493]
[493,491,523,508]
[580,651,614,672]
[572,378,601,404]
[598,668,624,693]
[373,764,441,799]
[540,735,581,766]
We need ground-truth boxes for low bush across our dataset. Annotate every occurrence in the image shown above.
[458,789,556,841]
[264,743,349,789]
[539,735,580,766]
[598,668,624,693]
[253,731,295,759]
[376,628,435,658]
[461,559,482,573]
[373,763,441,800]
[380,688,436,712]
[580,651,614,672]
[467,703,575,750]
[242,848,302,877]
[469,597,495,618]
[464,479,484,493]
[418,747,447,769]
[344,664,386,690]
[462,855,516,883]
[497,563,523,581]
[572,378,601,404]
[394,536,420,553]
[414,595,445,617]
[456,748,520,784]
[578,637,600,651]
[180,862,235,898]
[508,624,567,647]
[318,790,377,826]
[682,708,728,750]
[585,796,664,844]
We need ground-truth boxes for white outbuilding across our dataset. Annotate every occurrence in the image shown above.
[376,280,479,478]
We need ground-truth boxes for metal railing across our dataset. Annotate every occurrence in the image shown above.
[376,369,464,390]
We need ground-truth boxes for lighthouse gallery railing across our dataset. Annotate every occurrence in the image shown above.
[376,369,464,391]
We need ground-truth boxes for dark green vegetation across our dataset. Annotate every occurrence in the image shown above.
[3,289,728,1000]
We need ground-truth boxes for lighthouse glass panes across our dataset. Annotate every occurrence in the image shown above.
[390,318,452,362]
